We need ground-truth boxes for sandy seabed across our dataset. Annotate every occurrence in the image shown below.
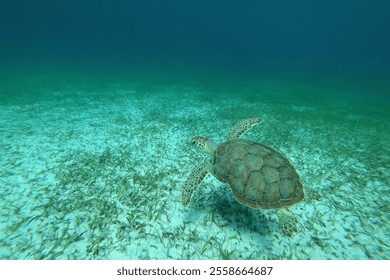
[0,80,389,260]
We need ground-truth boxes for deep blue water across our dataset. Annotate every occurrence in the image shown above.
[1,0,389,83]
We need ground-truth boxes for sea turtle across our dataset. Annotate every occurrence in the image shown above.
[182,117,309,236]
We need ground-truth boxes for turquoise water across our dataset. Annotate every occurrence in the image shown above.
[0,69,389,259]
[1,0,389,260]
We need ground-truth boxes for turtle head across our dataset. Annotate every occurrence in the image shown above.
[191,136,218,155]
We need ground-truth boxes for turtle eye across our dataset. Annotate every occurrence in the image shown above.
[191,140,197,145]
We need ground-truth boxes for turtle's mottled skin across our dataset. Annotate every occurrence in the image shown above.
[182,118,315,236]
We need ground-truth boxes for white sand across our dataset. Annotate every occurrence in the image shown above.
[0,84,389,260]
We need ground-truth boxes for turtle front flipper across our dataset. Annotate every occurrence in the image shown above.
[276,208,298,236]
[228,118,263,140]
[182,160,210,206]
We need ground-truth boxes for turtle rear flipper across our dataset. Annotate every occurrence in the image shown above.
[182,160,210,206]
[306,188,322,201]
[276,208,298,236]
[228,118,262,140]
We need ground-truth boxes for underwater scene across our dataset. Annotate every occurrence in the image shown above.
[0,1,389,260]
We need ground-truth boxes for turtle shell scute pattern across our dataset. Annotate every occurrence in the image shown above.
[213,139,304,209]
